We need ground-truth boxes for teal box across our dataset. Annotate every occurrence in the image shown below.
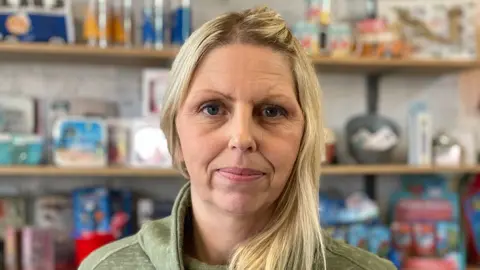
[0,133,12,165]
[12,135,43,165]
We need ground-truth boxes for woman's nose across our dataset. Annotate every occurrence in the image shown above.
[227,107,257,152]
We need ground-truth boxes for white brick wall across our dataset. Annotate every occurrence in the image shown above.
[0,0,476,216]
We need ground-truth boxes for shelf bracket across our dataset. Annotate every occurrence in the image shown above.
[365,174,376,200]
[366,73,380,114]
[364,74,381,200]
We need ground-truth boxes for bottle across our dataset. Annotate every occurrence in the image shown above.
[153,0,164,49]
[122,0,133,47]
[43,0,56,9]
[112,0,124,45]
[171,0,191,45]
[142,0,155,48]
[83,0,99,46]
[97,0,112,48]
[7,0,21,8]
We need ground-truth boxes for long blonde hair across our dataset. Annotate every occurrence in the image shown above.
[160,6,326,270]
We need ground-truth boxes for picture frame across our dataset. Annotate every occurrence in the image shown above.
[141,68,170,117]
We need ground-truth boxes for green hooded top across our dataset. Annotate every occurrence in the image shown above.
[79,183,396,270]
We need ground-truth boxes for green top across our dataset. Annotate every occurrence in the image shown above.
[79,183,397,270]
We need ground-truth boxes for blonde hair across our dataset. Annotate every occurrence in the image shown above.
[160,6,326,270]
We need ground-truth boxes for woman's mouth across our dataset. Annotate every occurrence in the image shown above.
[216,167,265,182]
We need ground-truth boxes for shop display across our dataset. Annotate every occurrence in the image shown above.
[354,18,410,58]
[52,117,108,167]
[22,227,55,270]
[0,197,26,239]
[141,68,170,117]
[320,190,394,261]
[461,174,480,265]
[0,0,74,43]
[388,175,465,270]
[0,95,37,134]
[293,0,478,60]
[327,23,353,57]
[407,101,433,166]
[432,132,464,166]
[378,0,477,60]
[129,117,172,168]
[82,0,190,49]
[34,195,74,270]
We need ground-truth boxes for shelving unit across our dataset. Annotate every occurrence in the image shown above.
[1,165,480,177]
[0,42,477,72]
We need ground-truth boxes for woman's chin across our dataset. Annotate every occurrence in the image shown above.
[213,192,267,216]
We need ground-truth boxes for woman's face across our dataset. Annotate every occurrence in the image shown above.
[176,44,304,216]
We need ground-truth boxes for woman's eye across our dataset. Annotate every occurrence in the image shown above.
[201,104,223,116]
[262,105,287,118]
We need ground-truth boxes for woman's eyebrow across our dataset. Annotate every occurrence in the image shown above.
[189,89,235,101]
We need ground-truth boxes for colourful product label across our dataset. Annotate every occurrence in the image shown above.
[413,223,436,256]
[53,118,107,167]
[391,222,412,252]
[436,222,459,257]
[347,224,368,250]
[369,226,391,258]
[395,199,453,222]
[465,194,480,258]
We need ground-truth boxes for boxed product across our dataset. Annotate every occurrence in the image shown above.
[73,187,133,240]
[388,175,465,270]
[461,174,480,265]
[52,117,108,167]
[378,0,477,60]
[34,195,75,270]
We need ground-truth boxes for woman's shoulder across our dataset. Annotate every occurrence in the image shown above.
[321,233,397,270]
[78,217,173,270]
[78,234,154,270]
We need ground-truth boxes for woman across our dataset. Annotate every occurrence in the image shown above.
[80,7,396,270]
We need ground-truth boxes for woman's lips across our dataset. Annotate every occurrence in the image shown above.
[216,167,265,182]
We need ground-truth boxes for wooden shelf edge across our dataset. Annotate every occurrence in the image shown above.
[321,165,480,175]
[0,166,181,177]
[0,42,179,58]
[0,165,479,177]
[0,43,478,71]
[311,55,478,68]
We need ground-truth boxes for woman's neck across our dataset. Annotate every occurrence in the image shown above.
[185,195,273,266]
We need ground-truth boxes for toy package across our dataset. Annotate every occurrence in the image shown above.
[73,187,133,240]
[389,174,465,270]
[320,190,392,259]
[41,98,119,164]
[0,0,74,43]
[378,0,477,60]
[4,226,22,270]
[107,119,130,166]
[34,195,74,270]
[0,196,27,239]
[22,227,55,270]
[461,174,480,265]
[52,117,107,167]
[129,117,172,168]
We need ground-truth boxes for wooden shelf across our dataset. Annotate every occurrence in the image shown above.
[321,165,480,175]
[311,55,479,73]
[0,42,179,66]
[0,42,478,72]
[0,165,479,177]
[0,166,181,177]
[468,266,480,270]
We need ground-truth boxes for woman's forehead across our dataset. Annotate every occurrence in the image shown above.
[186,44,296,99]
